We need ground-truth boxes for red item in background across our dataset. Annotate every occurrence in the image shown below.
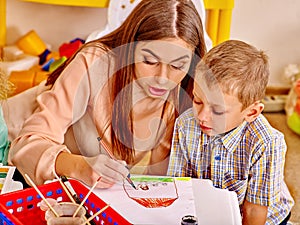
[59,40,83,58]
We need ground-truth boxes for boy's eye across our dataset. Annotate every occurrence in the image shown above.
[212,107,225,115]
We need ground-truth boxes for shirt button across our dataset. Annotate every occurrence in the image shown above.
[215,155,221,160]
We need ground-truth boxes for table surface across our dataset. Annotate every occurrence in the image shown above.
[6,170,242,224]
[92,177,242,225]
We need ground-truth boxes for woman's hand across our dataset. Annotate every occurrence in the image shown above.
[55,152,129,188]
[84,154,129,188]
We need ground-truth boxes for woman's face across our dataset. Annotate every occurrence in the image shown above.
[134,38,194,99]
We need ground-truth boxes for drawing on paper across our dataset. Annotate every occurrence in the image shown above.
[123,177,178,208]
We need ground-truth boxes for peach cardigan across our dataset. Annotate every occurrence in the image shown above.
[3,46,175,184]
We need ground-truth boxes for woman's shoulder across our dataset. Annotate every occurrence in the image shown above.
[78,43,113,60]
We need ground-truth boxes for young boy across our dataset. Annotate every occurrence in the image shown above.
[167,40,294,225]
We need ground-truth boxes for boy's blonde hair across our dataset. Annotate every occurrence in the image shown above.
[195,40,269,110]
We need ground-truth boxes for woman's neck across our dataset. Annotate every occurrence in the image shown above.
[131,81,168,118]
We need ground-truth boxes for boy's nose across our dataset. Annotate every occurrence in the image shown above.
[197,107,211,122]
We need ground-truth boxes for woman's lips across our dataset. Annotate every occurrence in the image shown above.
[149,86,167,96]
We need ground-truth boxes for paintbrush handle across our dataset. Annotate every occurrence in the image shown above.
[80,204,110,225]
[97,137,136,190]
[24,174,60,217]
[60,176,96,225]
[73,177,101,218]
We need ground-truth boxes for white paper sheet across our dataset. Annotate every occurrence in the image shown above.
[93,176,196,225]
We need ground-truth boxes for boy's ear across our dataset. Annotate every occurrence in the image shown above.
[244,101,264,123]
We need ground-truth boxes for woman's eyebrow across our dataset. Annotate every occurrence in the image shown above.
[141,49,160,60]
[170,55,191,63]
[141,48,190,62]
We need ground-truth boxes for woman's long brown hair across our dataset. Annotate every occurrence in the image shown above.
[46,0,206,163]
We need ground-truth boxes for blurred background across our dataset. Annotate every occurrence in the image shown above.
[3,0,300,87]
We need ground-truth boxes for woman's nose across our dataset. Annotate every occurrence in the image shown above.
[155,63,169,84]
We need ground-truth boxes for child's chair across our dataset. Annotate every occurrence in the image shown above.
[86,0,215,50]
[203,0,234,46]
[86,0,235,49]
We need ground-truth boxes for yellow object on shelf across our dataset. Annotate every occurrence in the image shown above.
[9,67,49,95]
[21,0,109,7]
[9,70,35,94]
[16,30,47,56]
[203,0,234,46]
[0,0,6,47]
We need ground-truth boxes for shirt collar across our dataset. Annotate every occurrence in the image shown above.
[200,120,248,153]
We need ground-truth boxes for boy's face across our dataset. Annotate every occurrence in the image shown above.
[192,82,248,136]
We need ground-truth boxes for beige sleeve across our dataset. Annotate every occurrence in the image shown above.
[8,47,109,185]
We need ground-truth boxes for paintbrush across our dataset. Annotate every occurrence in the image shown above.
[80,204,110,225]
[54,173,76,204]
[97,137,137,190]
[73,177,101,218]
[24,174,60,217]
[54,174,94,225]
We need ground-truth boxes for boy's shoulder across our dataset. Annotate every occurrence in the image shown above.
[246,114,284,140]
[177,108,196,122]
[176,108,199,129]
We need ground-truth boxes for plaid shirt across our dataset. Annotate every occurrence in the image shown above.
[167,108,294,224]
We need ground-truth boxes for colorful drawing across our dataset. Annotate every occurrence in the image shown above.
[0,166,22,194]
[123,177,178,208]
[0,167,9,193]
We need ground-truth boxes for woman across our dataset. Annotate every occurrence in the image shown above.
[6,0,206,188]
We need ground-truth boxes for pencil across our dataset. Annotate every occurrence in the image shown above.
[80,204,110,225]
[24,174,60,217]
[97,137,137,190]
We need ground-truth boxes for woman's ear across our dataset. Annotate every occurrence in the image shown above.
[244,101,264,123]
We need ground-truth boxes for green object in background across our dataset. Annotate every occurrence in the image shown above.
[49,56,67,72]
[287,111,300,135]
[0,107,10,166]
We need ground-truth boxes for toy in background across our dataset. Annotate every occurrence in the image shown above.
[284,64,300,135]
[0,30,84,95]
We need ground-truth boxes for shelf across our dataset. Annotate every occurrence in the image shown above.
[20,0,109,7]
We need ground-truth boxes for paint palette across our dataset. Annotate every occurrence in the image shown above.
[0,166,23,194]
[123,177,178,208]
